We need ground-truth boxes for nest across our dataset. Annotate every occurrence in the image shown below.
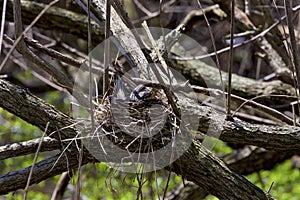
[94,85,180,153]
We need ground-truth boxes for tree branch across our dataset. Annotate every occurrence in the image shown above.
[169,142,274,200]
[0,137,60,160]
[0,151,96,195]
[0,79,77,142]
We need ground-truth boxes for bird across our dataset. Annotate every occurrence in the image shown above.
[130,84,158,102]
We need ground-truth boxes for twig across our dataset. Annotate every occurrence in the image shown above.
[232,94,297,125]
[50,172,72,200]
[197,1,226,112]
[159,0,166,53]
[132,0,177,24]
[141,21,181,117]
[59,41,109,74]
[245,0,250,15]
[74,147,84,200]
[23,122,49,200]
[267,181,275,193]
[284,0,300,117]
[103,0,111,96]
[162,171,171,200]
[226,0,235,119]
[133,0,155,17]
[0,0,7,54]
[87,0,95,146]
[170,5,300,61]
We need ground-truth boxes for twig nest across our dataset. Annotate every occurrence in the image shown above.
[94,84,179,152]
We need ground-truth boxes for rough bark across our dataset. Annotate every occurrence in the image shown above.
[0,151,96,195]
[0,137,60,160]
[169,142,273,200]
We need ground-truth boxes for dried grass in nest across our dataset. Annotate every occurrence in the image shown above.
[94,87,180,153]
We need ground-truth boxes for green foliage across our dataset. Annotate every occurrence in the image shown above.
[0,108,40,143]
[42,90,71,114]
[248,160,300,200]
[211,140,233,155]
[204,159,300,200]
[203,141,300,200]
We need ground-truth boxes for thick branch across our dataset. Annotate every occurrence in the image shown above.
[0,137,60,160]
[172,58,295,106]
[170,142,273,200]
[0,151,96,195]
[0,79,77,142]
[192,104,300,151]
[223,147,295,175]
[165,148,294,200]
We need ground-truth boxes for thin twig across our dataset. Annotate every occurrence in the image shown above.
[78,1,92,199]
[23,122,49,200]
[197,0,226,110]
[103,0,111,97]
[267,181,275,193]
[162,171,171,200]
[141,21,181,117]
[50,172,72,200]
[159,0,166,53]
[133,0,155,17]
[87,0,95,146]
[170,5,300,61]
[0,0,7,54]
[284,0,300,118]
[227,0,235,119]
[132,0,177,24]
